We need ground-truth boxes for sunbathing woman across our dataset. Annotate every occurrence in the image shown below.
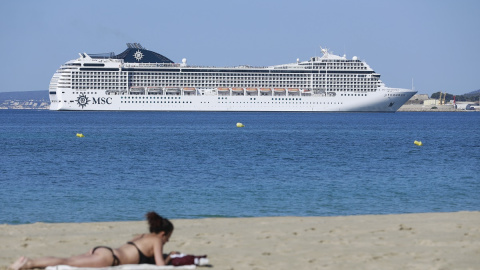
[10,212,174,270]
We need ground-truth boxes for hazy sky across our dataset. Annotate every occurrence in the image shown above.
[1,0,478,95]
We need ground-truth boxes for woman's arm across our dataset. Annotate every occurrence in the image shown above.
[164,253,171,265]
[153,239,166,266]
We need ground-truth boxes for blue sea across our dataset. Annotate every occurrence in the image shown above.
[0,110,479,224]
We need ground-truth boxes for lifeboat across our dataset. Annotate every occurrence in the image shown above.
[183,87,196,95]
[246,88,258,96]
[301,89,312,95]
[217,87,230,92]
[288,88,299,96]
[231,88,244,95]
[130,86,145,95]
[274,88,286,92]
[165,87,181,95]
[147,87,163,95]
[260,88,271,93]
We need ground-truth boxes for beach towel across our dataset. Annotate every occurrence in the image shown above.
[169,254,208,267]
[45,264,196,270]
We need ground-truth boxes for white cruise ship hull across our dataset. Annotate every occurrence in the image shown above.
[50,88,415,112]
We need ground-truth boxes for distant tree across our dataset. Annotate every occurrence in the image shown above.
[454,95,479,102]
[455,95,467,102]
[430,92,479,102]
[430,92,453,102]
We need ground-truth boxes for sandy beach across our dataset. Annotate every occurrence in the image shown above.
[1,212,479,270]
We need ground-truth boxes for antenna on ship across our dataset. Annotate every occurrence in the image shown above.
[320,46,329,56]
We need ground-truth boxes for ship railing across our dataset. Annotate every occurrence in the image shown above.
[89,52,116,59]
[123,63,181,68]
[273,66,305,69]
[380,87,414,93]
[181,65,270,69]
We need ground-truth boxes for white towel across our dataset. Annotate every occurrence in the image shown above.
[45,264,196,270]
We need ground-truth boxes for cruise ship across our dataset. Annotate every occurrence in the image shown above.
[49,43,416,112]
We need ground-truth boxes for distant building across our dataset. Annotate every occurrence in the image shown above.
[424,99,440,106]
[455,102,476,110]
[405,94,429,105]
[410,94,429,101]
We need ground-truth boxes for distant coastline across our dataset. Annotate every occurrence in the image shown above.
[0,90,478,111]
[0,90,49,109]
[397,104,477,112]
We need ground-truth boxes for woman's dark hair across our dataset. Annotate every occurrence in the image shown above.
[146,212,174,235]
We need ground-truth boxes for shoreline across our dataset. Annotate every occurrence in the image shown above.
[398,104,478,112]
[1,211,479,270]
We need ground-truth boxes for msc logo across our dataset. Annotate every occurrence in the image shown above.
[76,94,112,108]
[76,94,90,108]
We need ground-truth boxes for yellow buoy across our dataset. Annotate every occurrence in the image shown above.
[414,140,422,146]
[76,133,85,138]
[236,122,245,128]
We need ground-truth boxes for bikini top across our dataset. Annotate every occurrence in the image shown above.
[127,241,155,264]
